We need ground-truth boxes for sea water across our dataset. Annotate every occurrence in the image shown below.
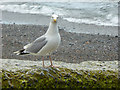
[0,2,118,26]
[0,2,118,36]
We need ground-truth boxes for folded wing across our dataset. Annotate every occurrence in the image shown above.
[24,37,48,53]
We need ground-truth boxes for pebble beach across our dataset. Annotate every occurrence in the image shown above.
[0,2,119,89]
[2,24,118,63]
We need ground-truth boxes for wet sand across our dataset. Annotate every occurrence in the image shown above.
[2,11,118,36]
[2,24,118,63]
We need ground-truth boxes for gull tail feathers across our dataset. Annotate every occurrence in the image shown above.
[14,49,29,55]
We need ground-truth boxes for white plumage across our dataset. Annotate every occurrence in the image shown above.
[14,14,61,67]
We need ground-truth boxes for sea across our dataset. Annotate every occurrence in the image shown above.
[0,2,118,36]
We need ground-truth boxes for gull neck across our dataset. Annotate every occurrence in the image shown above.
[45,21,59,35]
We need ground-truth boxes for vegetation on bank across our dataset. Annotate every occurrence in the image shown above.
[2,67,119,88]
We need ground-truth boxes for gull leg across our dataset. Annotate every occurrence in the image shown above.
[49,56,59,68]
[42,56,45,67]
[49,56,53,66]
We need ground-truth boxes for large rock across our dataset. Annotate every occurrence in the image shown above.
[1,59,119,88]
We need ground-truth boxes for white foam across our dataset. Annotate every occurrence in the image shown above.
[0,3,67,15]
[39,6,67,16]
[0,2,118,26]
[63,17,118,26]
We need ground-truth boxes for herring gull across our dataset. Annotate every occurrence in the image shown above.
[14,14,61,67]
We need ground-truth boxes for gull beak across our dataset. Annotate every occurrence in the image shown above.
[54,19,56,22]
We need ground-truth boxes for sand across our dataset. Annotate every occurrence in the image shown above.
[1,24,118,63]
[2,11,118,36]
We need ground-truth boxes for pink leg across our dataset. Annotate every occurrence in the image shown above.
[49,56,59,68]
[49,56,53,66]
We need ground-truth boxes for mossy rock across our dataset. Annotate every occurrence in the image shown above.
[2,67,119,88]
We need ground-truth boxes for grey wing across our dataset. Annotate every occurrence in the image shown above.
[25,37,48,53]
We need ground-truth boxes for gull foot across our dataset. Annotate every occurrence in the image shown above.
[48,65,60,68]
[43,65,59,68]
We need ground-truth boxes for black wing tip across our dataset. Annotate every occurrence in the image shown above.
[14,49,29,55]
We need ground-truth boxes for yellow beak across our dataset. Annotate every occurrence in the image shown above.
[54,19,56,22]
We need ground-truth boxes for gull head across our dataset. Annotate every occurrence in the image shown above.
[51,14,58,23]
